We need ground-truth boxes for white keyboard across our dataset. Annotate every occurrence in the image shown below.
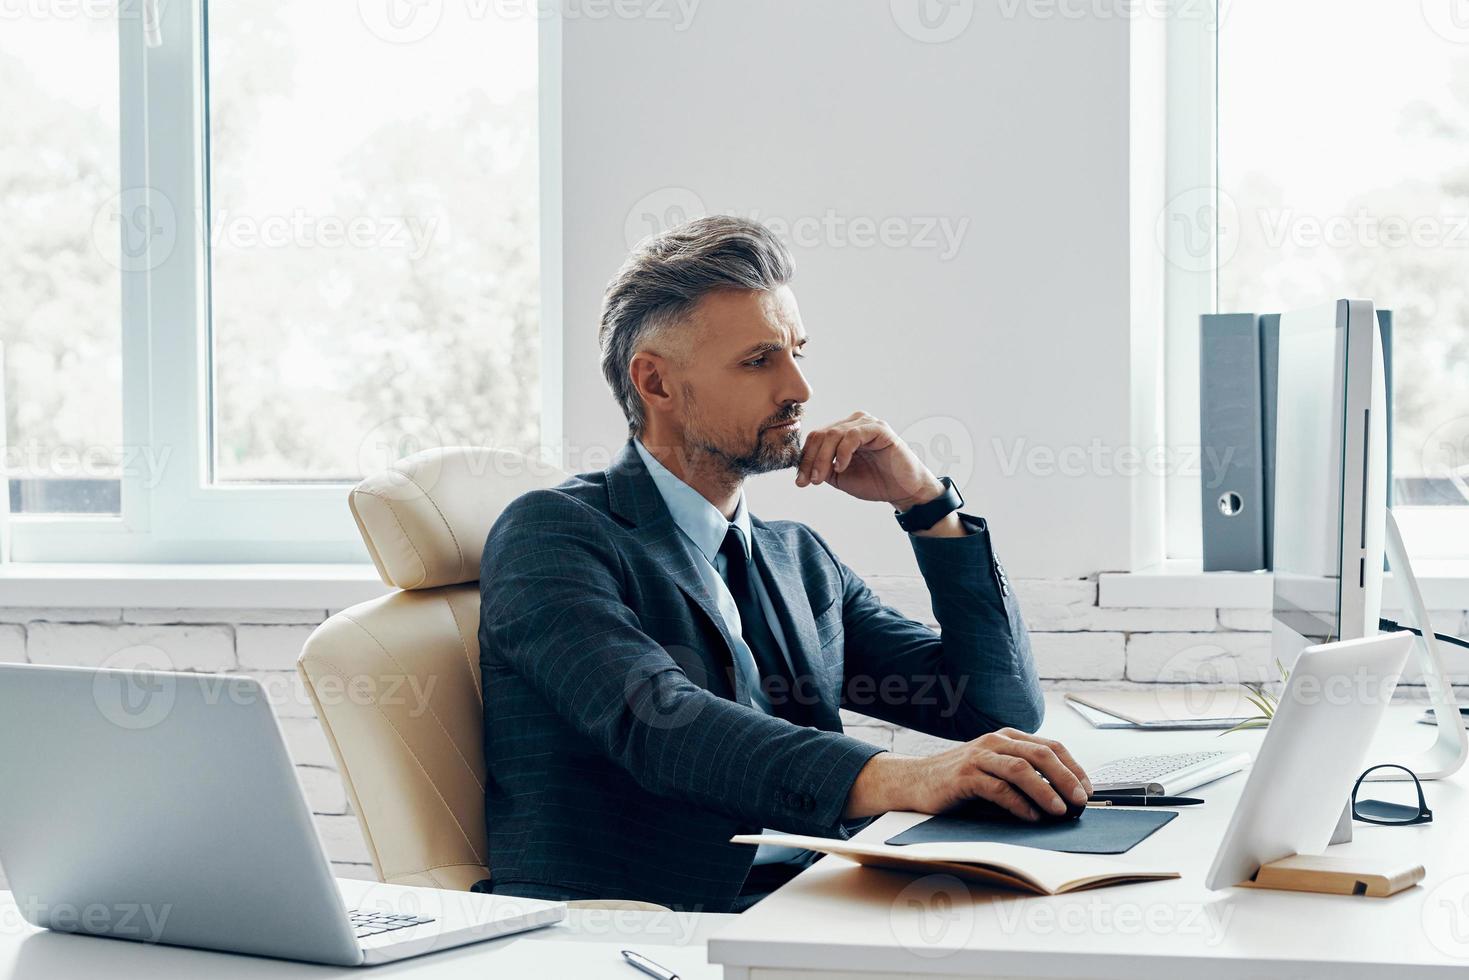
[1089,749,1250,796]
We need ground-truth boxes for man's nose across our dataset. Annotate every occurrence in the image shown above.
[778,354,812,406]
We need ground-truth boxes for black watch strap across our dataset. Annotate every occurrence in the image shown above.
[894,477,964,532]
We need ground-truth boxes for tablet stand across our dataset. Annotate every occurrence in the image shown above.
[1245,854,1424,898]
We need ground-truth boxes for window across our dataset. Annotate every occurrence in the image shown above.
[1165,1,1469,561]
[0,15,123,516]
[2,1,549,562]
[205,3,540,484]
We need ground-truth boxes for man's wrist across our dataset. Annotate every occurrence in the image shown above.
[890,478,946,514]
[842,751,915,819]
[894,477,970,538]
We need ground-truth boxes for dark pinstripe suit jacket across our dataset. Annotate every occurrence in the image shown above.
[475,438,1043,912]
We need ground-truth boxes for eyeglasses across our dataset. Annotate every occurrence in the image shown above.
[1351,764,1432,826]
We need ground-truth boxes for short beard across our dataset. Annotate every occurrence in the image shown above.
[682,385,803,479]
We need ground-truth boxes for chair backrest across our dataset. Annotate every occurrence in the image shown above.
[298,447,567,889]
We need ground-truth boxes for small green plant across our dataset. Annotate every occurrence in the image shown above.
[1221,657,1290,735]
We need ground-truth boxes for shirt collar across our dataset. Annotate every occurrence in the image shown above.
[634,438,752,563]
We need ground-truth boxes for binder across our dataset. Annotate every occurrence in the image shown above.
[1259,313,1280,570]
[1211,308,1392,571]
[1199,313,1266,571]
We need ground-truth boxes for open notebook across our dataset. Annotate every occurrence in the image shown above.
[732,833,1179,895]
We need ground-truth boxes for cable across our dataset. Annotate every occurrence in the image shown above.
[1379,618,1469,652]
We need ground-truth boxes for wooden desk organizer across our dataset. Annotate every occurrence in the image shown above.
[1243,854,1425,897]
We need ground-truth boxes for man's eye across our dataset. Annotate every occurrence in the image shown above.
[746,357,766,368]
[793,350,806,359]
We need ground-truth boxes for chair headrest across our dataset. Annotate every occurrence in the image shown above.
[350,447,568,590]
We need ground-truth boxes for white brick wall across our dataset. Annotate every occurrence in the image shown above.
[0,625,24,663]
[1030,632,1125,680]
[27,623,235,671]
[1124,631,1274,684]
[239,669,317,718]
[1217,607,1272,632]
[297,765,351,815]
[1,580,1465,891]
[126,608,327,625]
[278,716,338,769]
[0,607,123,623]
[237,625,320,670]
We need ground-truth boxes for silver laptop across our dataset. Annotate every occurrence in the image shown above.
[0,663,565,966]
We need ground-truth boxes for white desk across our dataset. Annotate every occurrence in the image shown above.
[709,693,1469,979]
[0,903,734,978]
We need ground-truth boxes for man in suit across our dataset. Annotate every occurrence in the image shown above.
[477,215,1090,913]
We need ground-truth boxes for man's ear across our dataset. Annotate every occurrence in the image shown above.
[628,351,675,420]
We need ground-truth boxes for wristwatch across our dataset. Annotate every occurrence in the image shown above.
[894,477,964,532]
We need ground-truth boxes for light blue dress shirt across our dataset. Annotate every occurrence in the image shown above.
[633,438,809,866]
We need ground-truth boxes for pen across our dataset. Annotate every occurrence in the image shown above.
[1089,794,1204,807]
[623,948,680,980]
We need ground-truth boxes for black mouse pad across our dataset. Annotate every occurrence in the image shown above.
[884,807,1177,854]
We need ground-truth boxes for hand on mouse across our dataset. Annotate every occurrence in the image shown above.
[844,728,1092,823]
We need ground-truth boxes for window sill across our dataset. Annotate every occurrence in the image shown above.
[0,563,393,611]
[5,560,1466,618]
[1099,560,1469,611]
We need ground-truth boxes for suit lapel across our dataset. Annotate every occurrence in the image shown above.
[606,440,749,706]
[752,520,843,732]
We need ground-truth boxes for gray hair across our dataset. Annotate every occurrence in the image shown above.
[599,215,795,436]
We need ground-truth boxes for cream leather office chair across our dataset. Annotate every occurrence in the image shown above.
[297,447,664,910]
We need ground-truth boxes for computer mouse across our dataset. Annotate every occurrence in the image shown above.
[945,795,1086,824]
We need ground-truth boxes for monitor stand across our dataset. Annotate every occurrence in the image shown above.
[1369,507,1468,781]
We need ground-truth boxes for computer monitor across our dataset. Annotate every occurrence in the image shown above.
[1270,299,1386,660]
[1271,298,1464,779]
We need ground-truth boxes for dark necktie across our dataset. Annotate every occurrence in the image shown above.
[718,526,806,725]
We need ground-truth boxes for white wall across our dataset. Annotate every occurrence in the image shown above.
[557,0,1141,579]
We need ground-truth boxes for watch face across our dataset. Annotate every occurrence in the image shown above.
[896,478,961,531]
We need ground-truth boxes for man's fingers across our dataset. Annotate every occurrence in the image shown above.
[810,430,843,483]
[799,426,853,485]
[796,413,882,485]
[1043,739,1092,796]
[978,751,1068,816]
[831,429,866,475]
[797,429,840,485]
[969,773,1038,822]
[799,431,834,487]
[1004,739,1089,806]
[999,730,1092,797]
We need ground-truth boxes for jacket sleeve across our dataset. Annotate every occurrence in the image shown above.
[810,514,1044,740]
[479,490,884,838]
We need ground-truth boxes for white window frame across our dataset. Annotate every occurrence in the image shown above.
[8,1,560,564]
[1161,0,1469,564]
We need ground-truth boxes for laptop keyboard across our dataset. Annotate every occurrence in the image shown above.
[346,908,435,939]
